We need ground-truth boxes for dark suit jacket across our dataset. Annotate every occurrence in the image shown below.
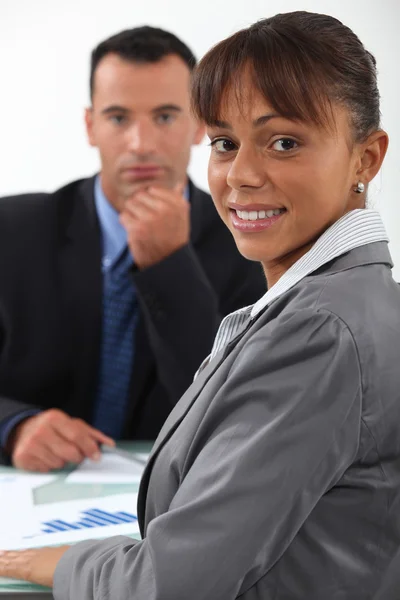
[0,176,265,462]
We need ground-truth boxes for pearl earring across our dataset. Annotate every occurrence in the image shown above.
[354,181,365,194]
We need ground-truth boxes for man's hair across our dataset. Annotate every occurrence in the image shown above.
[192,11,380,143]
[90,26,197,99]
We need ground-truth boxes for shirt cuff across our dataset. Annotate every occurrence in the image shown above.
[0,409,42,450]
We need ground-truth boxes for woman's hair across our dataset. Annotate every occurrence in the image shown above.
[191,11,380,142]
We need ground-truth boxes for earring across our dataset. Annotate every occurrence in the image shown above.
[354,181,365,194]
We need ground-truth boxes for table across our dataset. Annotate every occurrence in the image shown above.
[0,441,152,598]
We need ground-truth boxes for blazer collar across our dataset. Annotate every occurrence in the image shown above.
[311,241,393,276]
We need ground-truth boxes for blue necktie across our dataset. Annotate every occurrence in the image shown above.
[92,247,137,438]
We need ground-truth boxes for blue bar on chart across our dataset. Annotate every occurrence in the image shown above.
[40,508,137,535]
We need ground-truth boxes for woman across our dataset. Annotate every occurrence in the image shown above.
[1,11,399,599]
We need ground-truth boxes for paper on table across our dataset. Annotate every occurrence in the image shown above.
[65,452,145,484]
[0,472,57,490]
[135,452,150,462]
[0,481,35,540]
[1,492,140,551]
[0,492,140,587]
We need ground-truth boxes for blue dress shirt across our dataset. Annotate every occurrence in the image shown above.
[0,176,189,449]
[0,176,133,449]
[94,175,133,272]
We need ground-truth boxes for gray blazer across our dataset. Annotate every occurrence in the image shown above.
[54,242,400,600]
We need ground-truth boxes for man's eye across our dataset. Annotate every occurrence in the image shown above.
[110,115,126,125]
[211,139,237,153]
[156,113,175,125]
[272,138,298,152]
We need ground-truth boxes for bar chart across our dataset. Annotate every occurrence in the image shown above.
[41,508,137,534]
[3,492,141,551]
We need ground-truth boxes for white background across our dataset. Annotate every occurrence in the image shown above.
[1,0,399,276]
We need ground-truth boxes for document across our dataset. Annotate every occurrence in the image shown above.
[0,492,140,588]
[1,492,140,551]
[0,471,57,490]
[65,451,147,484]
[0,481,34,540]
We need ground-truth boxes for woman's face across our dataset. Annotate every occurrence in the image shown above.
[207,78,364,284]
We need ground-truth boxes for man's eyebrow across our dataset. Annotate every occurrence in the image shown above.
[152,104,182,113]
[101,105,129,115]
[208,113,281,130]
[100,104,182,115]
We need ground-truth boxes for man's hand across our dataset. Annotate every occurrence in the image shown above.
[120,184,190,269]
[0,546,70,587]
[8,409,115,472]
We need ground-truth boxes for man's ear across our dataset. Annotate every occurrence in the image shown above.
[356,130,389,183]
[84,107,97,147]
[192,121,206,146]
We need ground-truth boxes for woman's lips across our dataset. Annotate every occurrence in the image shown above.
[230,208,286,232]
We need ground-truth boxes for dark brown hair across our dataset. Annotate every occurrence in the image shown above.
[191,11,380,141]
[90,26,196,100]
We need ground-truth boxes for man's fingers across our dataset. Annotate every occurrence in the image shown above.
[59,428,100,462]
[13,441,63,472]
[52,417,114,460]
[42,432,85,465]
[123,192,164,218]
[173,181,186,196]
[10,410,115,472]
[13,457,52,473]
[148,184,186,201]
[121,200,154,222]
[87,426,115,447]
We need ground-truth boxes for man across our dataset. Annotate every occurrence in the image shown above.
[0,27,265,470]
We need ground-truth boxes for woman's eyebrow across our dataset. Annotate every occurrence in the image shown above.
[208,113,281,129]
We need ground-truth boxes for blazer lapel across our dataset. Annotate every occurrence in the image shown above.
[123,311,155,434]
[188,180,206,247]
[137,314,258,532]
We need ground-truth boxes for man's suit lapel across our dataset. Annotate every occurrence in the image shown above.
[188,180,207,247]
[56,177,103,420]
[123,311,154,432]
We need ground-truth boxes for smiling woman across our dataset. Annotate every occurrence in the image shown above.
[1,11,400,600]
[191,11,386,286]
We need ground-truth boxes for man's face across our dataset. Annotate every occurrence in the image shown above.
[85,53,204,211]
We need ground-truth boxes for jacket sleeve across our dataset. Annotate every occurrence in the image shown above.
[53,307,362,600]
[133,242,264,403]
[0,399,42,464]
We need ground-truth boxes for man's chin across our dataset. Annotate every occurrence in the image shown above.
[121,177,172,195]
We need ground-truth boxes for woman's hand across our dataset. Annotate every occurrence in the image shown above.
[0,546,70,587]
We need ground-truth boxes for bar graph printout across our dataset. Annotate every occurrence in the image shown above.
[1,492,140,551]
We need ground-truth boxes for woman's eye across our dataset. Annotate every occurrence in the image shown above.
[211,139,237,153]
[272,138,298,152]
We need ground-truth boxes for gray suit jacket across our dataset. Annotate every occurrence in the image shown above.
[54,242,400,600]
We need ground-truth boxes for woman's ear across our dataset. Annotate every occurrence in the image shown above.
[357,130,389,183]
